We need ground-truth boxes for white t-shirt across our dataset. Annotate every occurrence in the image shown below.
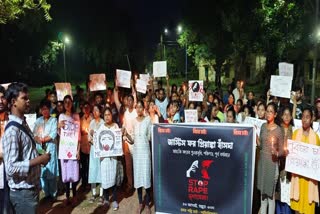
[123,109,137,153]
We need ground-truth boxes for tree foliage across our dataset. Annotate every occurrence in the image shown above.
[0,0,51,24]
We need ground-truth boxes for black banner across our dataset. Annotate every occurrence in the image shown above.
[152,123,255,214]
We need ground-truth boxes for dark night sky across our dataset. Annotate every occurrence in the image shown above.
[50,0,183,53]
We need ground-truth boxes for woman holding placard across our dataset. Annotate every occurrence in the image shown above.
[99,107,119,211]
[290,108,320,214]
[257,102,285,214]
[58,95,81,207]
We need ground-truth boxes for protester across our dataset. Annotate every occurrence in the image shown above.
[88,104,104,203]
[33,100,58,200]
[2,82,50,213]
[58,95,80,207]
[121,94,137,194]
[79,102,93,190]
[153,75,170,120]
[226,106,237,123]
[99,107,119,210]
[0,85,10,214]
[124,100,152,214]
[290,108,320,214]
[209,103,220,123]
[148,100,160,124]
[168,100,180,123]
[275,106,294,213]
[257,102,285,214]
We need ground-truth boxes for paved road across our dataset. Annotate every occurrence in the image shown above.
[38,186,155,214]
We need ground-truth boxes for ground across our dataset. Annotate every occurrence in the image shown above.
[38,186,155,214]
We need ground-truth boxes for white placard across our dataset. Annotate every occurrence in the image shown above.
[279,62,294,78]
[140,74,150,85]
[136,79,147,94]
[58,120,80,160]
[89,73,106,91]
[244,117,266,137]
[116,69,131,88]
[93,126,123,158]
[153,61,167,77]
[285,139,320,181]
[188,80,204,101]
[25,113,37,132]
[270,75,292,98]
[184,109,198,123]
[1,83,11,90]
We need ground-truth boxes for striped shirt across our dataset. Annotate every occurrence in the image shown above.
[2,115,40,190]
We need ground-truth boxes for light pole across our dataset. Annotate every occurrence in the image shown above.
[63,36,70,82]
[161,25,187,78]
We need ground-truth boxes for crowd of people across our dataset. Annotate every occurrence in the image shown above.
[0,75,320,214]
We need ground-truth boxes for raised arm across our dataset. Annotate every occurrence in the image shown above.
[114,87,121,112]
[131,79,137,107]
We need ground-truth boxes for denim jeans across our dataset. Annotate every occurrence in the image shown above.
[10,189,38,214]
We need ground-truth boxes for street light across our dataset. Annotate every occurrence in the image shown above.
[62,36,70,82]
[177,25,183,34]
[160,25,188,79]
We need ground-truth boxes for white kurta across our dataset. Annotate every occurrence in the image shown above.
[132,116,152,189]
[88,118,104,184]
[100,123,118,189]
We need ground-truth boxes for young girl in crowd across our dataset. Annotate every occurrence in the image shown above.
[125,100,152,214]
[33,100,58,200]
[100,107,119,210]
[257,102,267,120]
[210,103,220,123]
[257,102,285,214]
[226,106,237,123]
[58,95,81,207]
[88,104,104,203]
[275,106,294,213]
[290,108,320,214]
[148,100,160,124]
[168,100,180,123]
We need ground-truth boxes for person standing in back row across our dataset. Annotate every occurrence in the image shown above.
[2,83,50,214]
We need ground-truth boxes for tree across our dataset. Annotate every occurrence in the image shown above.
[254,0,305,84]
[178,0,234,89]
[0,0,51,24]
